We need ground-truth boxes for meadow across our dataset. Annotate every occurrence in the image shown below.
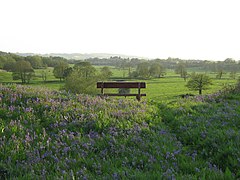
[0,66,240,179]
[1,66,238,101]
[0,82,240,179]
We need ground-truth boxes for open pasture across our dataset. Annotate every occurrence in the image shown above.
[0,66,238,101]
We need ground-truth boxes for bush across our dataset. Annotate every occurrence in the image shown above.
[63,71,98,94]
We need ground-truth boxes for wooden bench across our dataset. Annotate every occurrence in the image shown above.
[97,81,146,101]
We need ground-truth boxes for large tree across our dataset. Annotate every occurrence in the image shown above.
[73,62,96,79]
[25,55,43,69]
[100,66,113,79]
[136,62,149,79]
[186,73,212,95]
[53,61,69,81]
[149,62,165,78]
[12,60,34,83]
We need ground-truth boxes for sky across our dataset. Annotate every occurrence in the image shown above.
[0,0,240,60]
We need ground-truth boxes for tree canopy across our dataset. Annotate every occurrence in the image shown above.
[12,60,34,83]
[53,61,69,81]
[186,73,212,95]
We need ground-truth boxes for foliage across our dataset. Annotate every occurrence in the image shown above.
[40,68,49,82]
[216,69,225,79]
[1,84,240,179]
[12,60,34,83]
[0,84,160,179]
[3,61,16,72]
[156,86,240,178]
[63,62,100,94]
[63,71,99,94]
[175,63,187,78]
[135,62,150,79]
[101,66,113,79]
[73,62,96,79]
[0,56,7,69]
[53,61,69,81]
[149,62,165,78]
[25,56,43,69]
[186,73,212,94]
[229,71,236,79]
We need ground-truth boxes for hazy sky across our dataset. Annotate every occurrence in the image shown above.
[1,0,240,60]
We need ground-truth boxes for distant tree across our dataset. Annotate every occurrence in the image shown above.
[182,70,188,81]
[149,62,165,78]
[216,69,225,79]
[63,67,73,78]
[10,53,25,62]
[2,56,16,71]
[40,68,50,82]
[120,60,128,78]
[136,62,149,79]
[74,62,96,79]
[53,61,69,81]
[0,56,7,69]
[25,55,43,69]
[100,66,113,79]
[175,63,187,78]
[126,60,134,77]
[12,60,34,83]
[230,71,237,79]
[42,57,54,67]
[186,73,212,95]
[224,58,235,64]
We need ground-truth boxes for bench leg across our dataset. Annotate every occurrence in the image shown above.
[136,95,140,101]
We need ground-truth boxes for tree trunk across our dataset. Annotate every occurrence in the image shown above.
[199,89,202,95]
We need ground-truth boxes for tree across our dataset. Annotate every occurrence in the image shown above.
[12,60,34,83]
[74,62,96,79]
[25,55,43,69]
[0,56,7,69]
[53,61,69,81]
[186,73,212,95]
[136,62,149,79]
[182,70,188,81]
[149,62,165,78]
[216,69,225,79]
[64,71,99,94]
[40,67,50,82]
[3,62,16,72]
[63,62,99,94]
[229,71,236,79]
[119,60,128,78]
[175,63,187,78]
[63,67,73,78]
[100,66,113,79]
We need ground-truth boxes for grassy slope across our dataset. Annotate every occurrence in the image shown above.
[0,84,240,179]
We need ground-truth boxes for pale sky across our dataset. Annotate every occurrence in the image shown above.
[0,0,240,60]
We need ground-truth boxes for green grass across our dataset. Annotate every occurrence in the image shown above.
[1,83,239,179]
[0,70,21,83]
[0,67,238,101]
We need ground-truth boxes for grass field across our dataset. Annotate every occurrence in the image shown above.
[0,66,238,101]
[1,83,239,179]
[1,65,240,179]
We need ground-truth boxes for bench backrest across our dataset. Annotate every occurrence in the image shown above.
[97,82,146,89]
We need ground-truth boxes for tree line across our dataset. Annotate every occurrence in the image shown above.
[1,51,240,95]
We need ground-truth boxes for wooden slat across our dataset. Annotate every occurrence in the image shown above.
[101,93,146,96]
[97,82,146,88]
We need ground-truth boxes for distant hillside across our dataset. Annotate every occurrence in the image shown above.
[16,52,147,60]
